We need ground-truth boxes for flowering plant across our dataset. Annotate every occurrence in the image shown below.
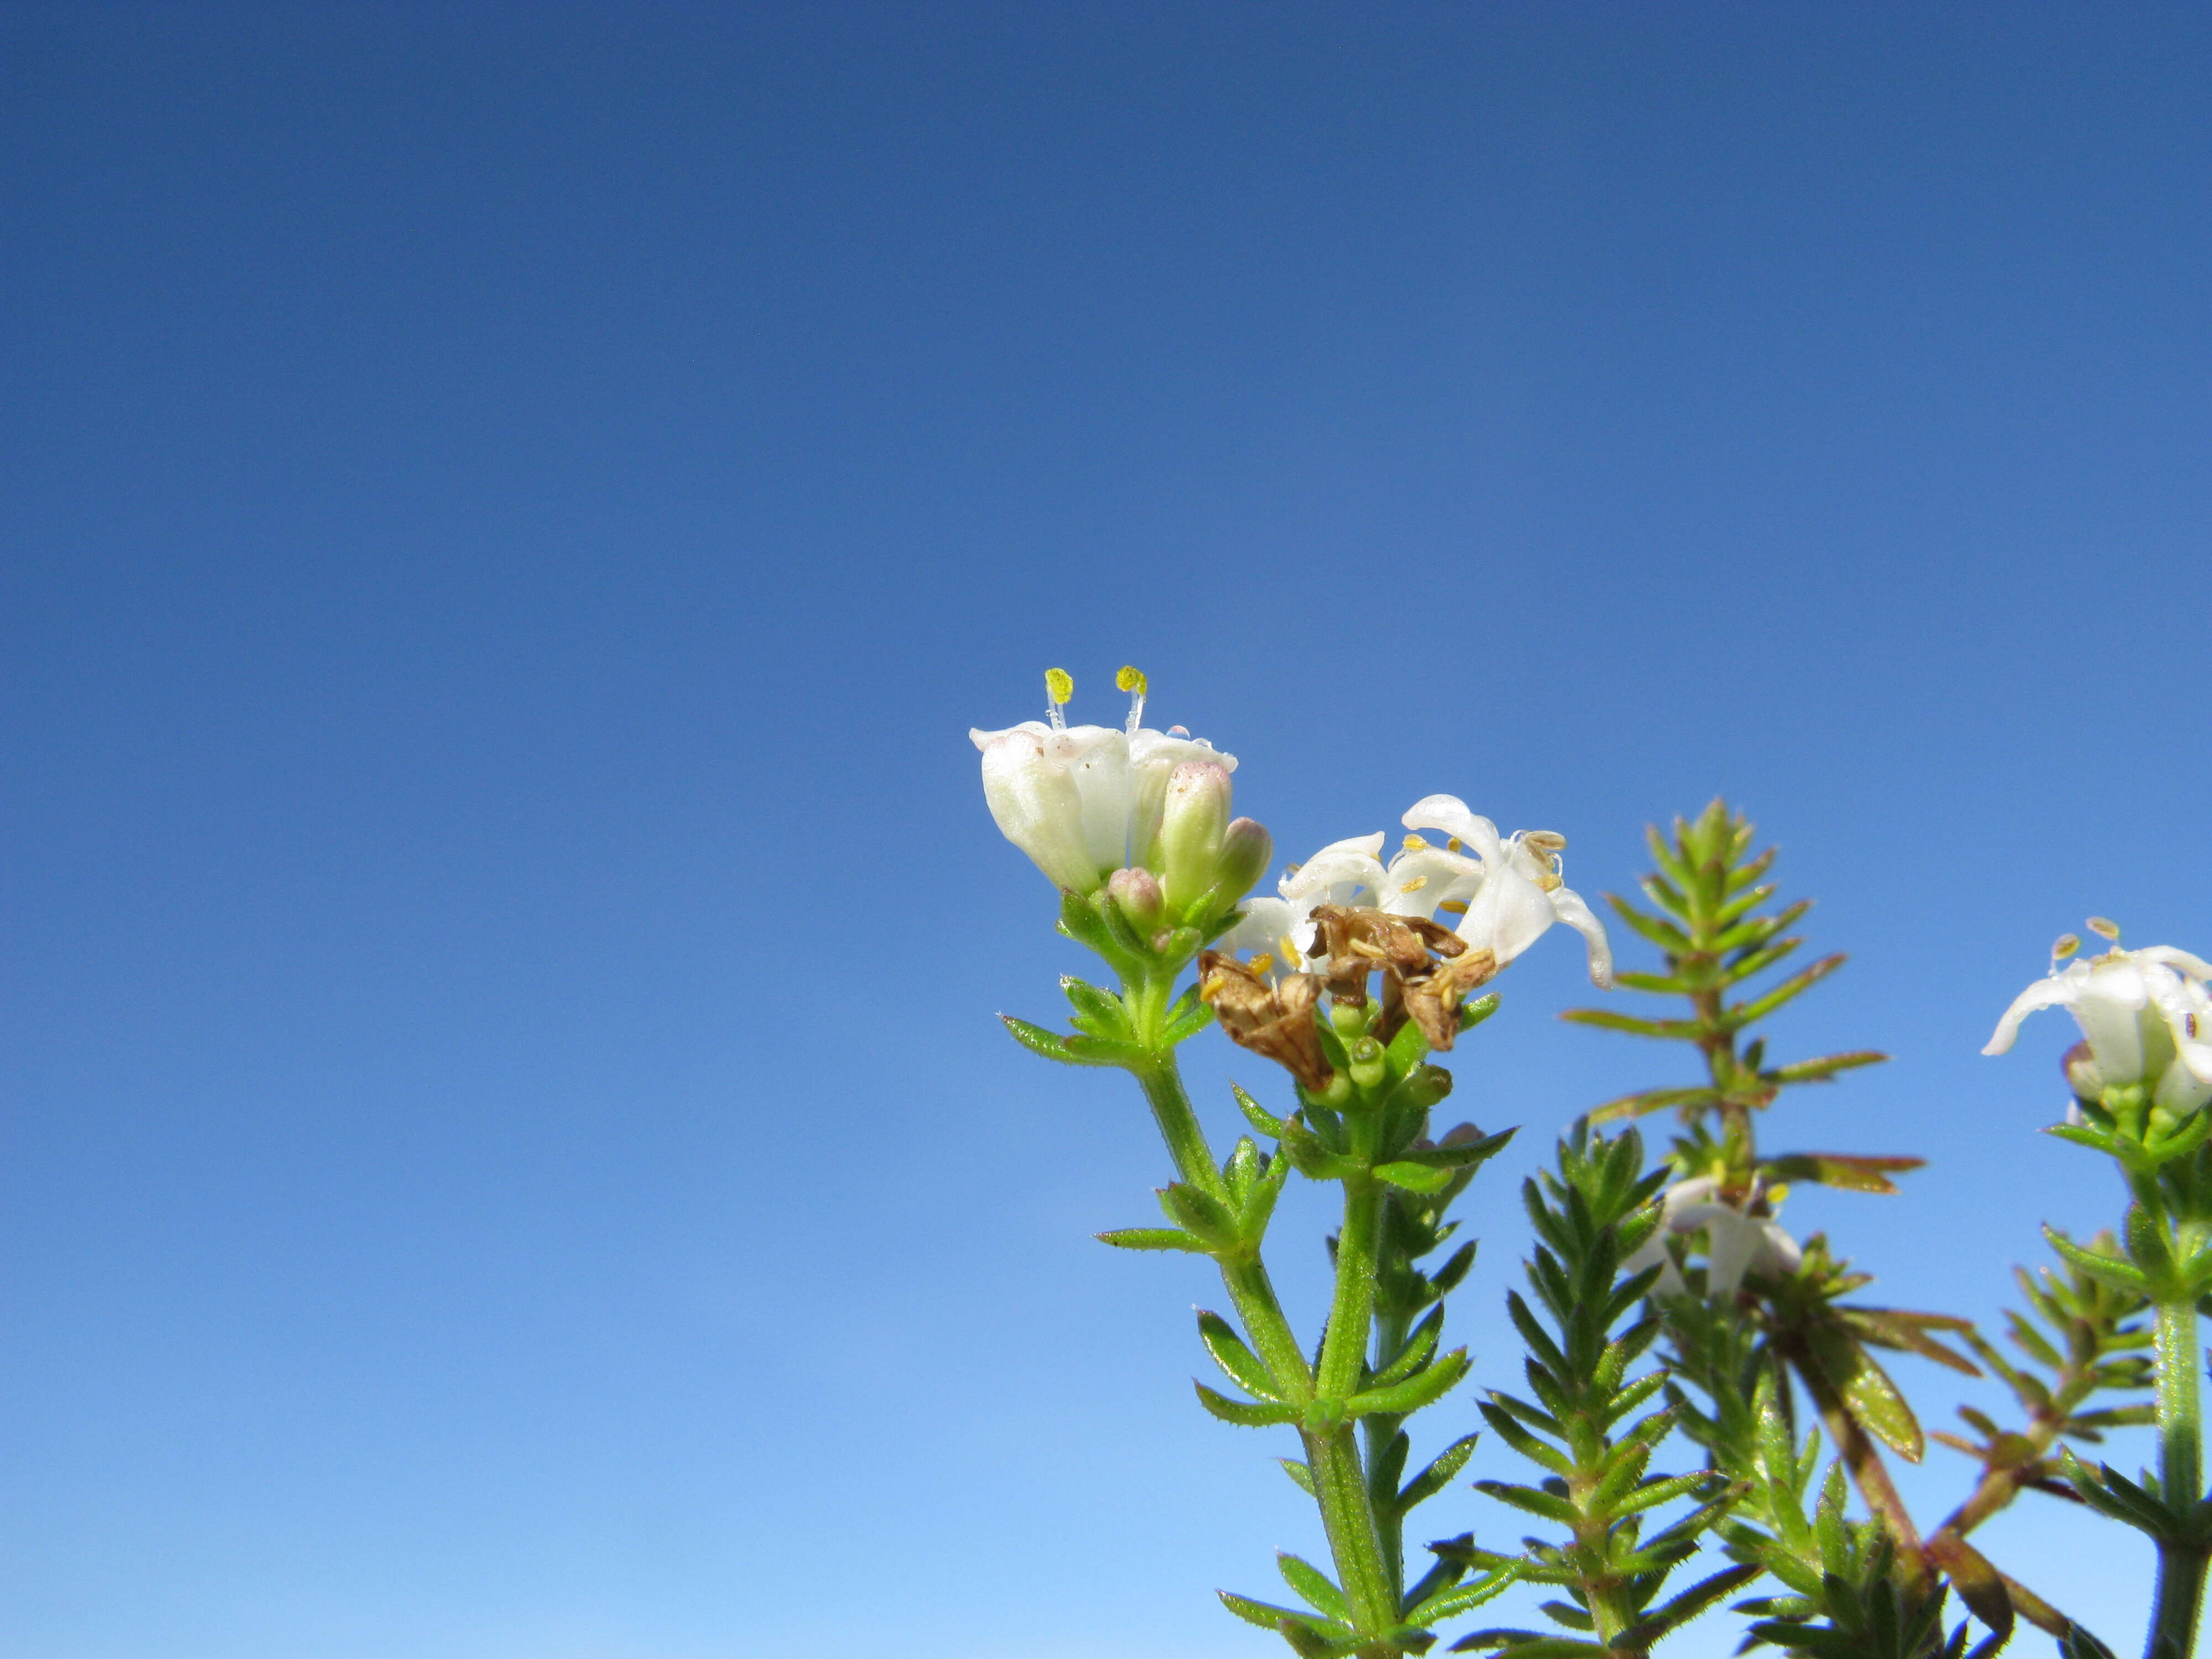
[972,671,2197,1659]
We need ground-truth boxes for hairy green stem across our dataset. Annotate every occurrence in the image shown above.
[2149,1296,2206,1659]
[1133,1041,1399,1641]
[1313,1115,1397,1636]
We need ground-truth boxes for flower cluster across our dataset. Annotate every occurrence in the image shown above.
[970,667,1269,930]
[1226,793,1613,991]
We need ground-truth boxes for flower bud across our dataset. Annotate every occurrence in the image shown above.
[1157,759,1233,917]
[1211,817,1273,905]
[1105,865,1165,932]
[2063,1039,2105,1104]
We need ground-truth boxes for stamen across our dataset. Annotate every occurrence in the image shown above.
[1526,831,1567,852]
[1285,862,1302,877]
[1399,876,1428,893]
[1447,837,1462,853]
[1438,898,1469,915]
[1248,952,1274,976]
[1044,667,1074,729]
[1277,935,1298,964]
[1116,665,1148,734]
[2087,916,2121,943]
[2052,932,2081,964]
[1403,834,1428,851]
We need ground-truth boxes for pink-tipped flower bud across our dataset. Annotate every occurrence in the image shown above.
[1106,865,1165,932]
[2063,1039,2106,1105]
[1158,759,1233,917]
[1211,817,1272,904]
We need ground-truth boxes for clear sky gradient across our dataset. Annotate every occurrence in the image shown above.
[6,6,2210,1657]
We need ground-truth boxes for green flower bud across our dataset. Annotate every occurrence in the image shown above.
[1211,817,1273,905]
[1158,759,1233,917]
[1105,865,1165,932]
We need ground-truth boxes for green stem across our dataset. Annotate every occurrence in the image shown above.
[1364,1299,1414,1609]
[2149,1295,2206,1659]
[1131,1015,1398,1644]
[1312,1154,1398,1635]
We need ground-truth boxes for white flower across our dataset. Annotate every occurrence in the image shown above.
[1390,796,1613,988]
[1624,1177,1802,1299]
[972,670,1233,895]
[1225,833,1391,978]
[1224,794,1613,989]
[1983,936,2212,1115]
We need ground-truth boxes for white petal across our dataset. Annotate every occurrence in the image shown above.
[2075,960,2151,1084]
[1702,1210,1759,1299]
[1460,860,1557,964]
[1380,846,1484,919]
[1227,896,1295,958]
[1548,882,1615,989]
[1755,1222,1802,1280]
[1044,724,1134,877]
[1659,1177,1720,1220]
[1981,968,2083,1056]
[974,725,1104,891]
[2140,946,2212,981]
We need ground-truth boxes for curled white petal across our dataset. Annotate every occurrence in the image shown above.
[1548,882,1615,989]
[1982,968,2083,1056]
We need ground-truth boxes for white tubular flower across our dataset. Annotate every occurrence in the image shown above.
[1394,795,1614,988]
[1623,1177,1802,1300]
[1225,833,1390,980]
[972,667,1235,896]
[1983,928,2212,1115]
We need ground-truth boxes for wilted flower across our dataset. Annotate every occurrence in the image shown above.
[1983,925,2212,1117]
[972,667,1236,898]
[1624,1176,1802,1300]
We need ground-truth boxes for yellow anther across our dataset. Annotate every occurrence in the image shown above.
[2052,932,2081,962]
[2088,916,2121,942]
[1536,873,1563,893]
[1399,875,1428,893]
[1248,952,1274,975]
[1526,831,1567,852]
[1403,834,1428,851]
[1278,935,1299,964]
[1447,837,1462,853]
[1115,665,1147,695]
[1044,667,1074,705]
[1437,898,1469,915]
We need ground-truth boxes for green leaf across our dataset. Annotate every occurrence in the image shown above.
[1159,1181,1238,1245]
[1060,975,1133,1038]
[1096,1227,1211,1253]
[1280,1457,1316,1496]
[1193,1382,1296,1428]
[1405,1569,1519,1627]
[1218,1590,1355,1645]
[1764,1050,1888,1085]
[1233,1082,1285,1138]
[1804,1323,1924,1461]
[999,1014,1092,1065]
[1370,1307,1444,1390]
[1377,1160,1457,1194]
[1587,1086,1722,1124]
[1459,993,1503,1032]
[1605,891,1694,953]
[1198,1310,1283,1401]
[1762,1152,1923,1194]
[1728,953,1845,1025]
[1472,1478,1580,1525]
[1277,1553,1352,1622]
[1558,1009,1703,1040]
[1400,1433,1481,1510]
[1061,1032,1150,1067]
[1347,1348,1470,1418]
[1394,1128,1517,1171]
[2044,1225,2151,1296]
[1160,985,1214,1045]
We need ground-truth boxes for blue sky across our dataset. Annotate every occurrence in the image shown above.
[5,6,2210,1656]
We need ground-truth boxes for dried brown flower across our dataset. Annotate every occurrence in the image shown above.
[1197,952,1334,1093]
